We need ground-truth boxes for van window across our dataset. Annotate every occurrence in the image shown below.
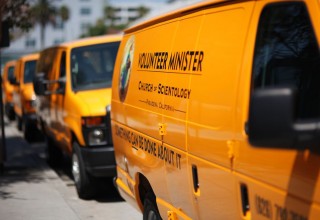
[70,42,120,91]
[24,60,37,83]
[252,2,320,119]
[59,51,66,78]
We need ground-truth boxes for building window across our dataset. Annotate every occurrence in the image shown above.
[128,8,137,12]
[128,16,138,21]
[80,23,90,34]
[25,38,36,48]
[80,7,91,15]
[53,39,64,45]
[55,22,64,30]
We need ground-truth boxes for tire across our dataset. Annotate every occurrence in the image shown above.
[7,112,15,121]
[46,135,63,167]
[17,116,22,131]
[143,193,162,220]
[72,141,96,200]
[6,108,15,121]
[23,119,36,142]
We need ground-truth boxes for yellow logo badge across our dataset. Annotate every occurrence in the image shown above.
[119,36,135,102]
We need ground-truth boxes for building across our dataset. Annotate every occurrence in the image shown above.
[106,0,167,26]
[4,0,105,57]
[2,0,200,62]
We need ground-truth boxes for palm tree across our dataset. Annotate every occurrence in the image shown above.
[30,0,57,49]
[104,5,117,27]
[136,6,149,19]
[58,5,69,40]
[59,5,70,24]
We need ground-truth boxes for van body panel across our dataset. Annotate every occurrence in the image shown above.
[125,0,231,34]
[112,22,178,141]
[76,89,112,116]
[59,88,112,149]
[115,166,142,211]
[12,53,39,118]
[59,89,85,149]
[112,0,320,219]
[2,60,16,119]
[234,0,320,219]
[2,60,16,103]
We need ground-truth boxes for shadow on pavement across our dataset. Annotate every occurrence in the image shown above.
[1,119,124,203]
[50,158,124,203]
[0,135,51,200]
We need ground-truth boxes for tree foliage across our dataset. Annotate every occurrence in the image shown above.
[83,4,149,37]
[136,6,150,18]
[59,5,69,22]
[1,0,32,30]
[30,0,69,49]
[81,19,108,38]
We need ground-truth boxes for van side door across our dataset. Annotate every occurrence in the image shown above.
[12,59,22,118]
[186,2,255,219]
[54,50,68,152]
[160,12,199,219]
[39,48,59,137]
[48,48,67,147]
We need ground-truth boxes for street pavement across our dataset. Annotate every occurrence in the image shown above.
[0,118,142,220]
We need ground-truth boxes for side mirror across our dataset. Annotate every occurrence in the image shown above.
[8,75,15,85]
[9,76,19,86]
[55,77,66,95]
[33,73,66,95]
[33,72,46,95]
[248,87,320,149]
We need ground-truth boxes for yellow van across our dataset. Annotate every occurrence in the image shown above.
[33,35,121,199]
[2,60,16,121]
[12,53,39,141]
[111,0,320,219]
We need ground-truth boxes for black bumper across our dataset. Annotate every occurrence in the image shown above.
[23,113,38,126]
[5,102,14,118]
[79,146,116,177]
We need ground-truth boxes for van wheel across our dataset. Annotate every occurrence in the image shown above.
[7,112,15,121]
[72,142,96,200]
[17,116,22,131]
[23,119,35,142]
[143,193,162,220]
[46,135,63,167]
[6,106,15,121]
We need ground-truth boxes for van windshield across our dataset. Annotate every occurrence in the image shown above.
[70,42,120,91]
[24,60,37,83]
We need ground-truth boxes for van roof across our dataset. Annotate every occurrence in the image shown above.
[125,0,232,34]
[19,53,39,61]
[58,34,122,49]
[4,60,16,67]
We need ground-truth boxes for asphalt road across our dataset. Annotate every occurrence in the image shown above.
[0,117,142,220]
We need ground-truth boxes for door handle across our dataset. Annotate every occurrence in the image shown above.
[192,164,199,193]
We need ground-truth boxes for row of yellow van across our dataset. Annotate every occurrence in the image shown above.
[3,53,39,141]
[3,0,320,219]
[2,35,122,200]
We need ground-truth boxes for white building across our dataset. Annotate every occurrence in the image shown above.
[107,0,168,26]
[4,0,106,55]
[2,0,201,61]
